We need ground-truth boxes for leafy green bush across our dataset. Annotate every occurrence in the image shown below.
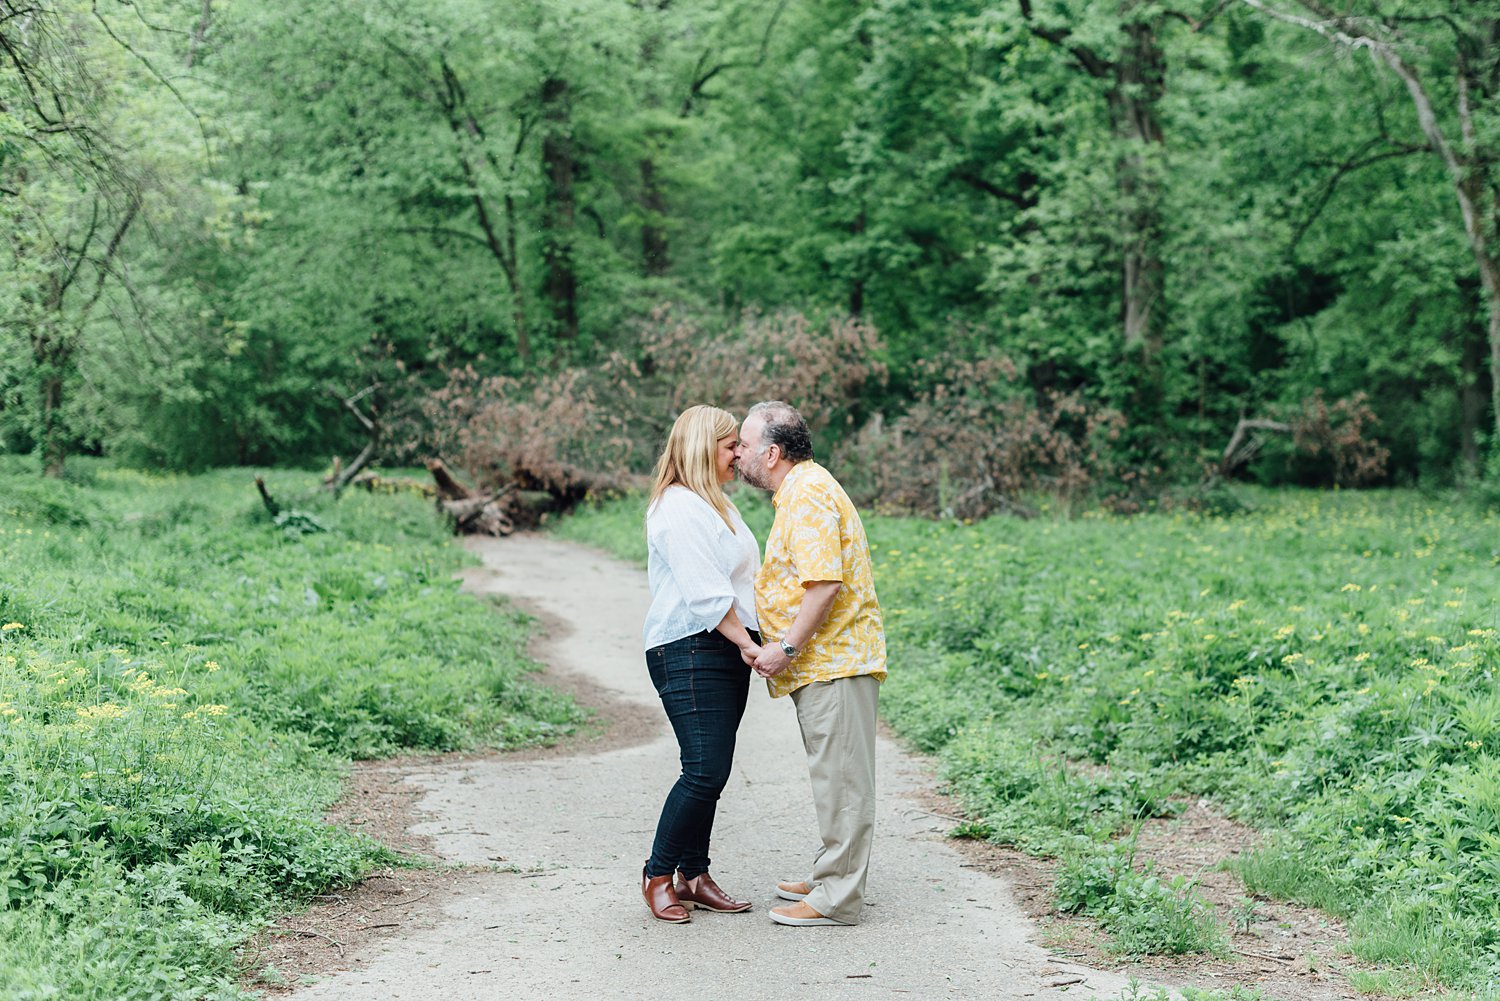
[0,463,582,998]
[1055,838,1227,956]
[556,486,1500,988]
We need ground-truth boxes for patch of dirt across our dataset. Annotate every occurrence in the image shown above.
[241,865,476,994]
[909,777,1378,1001]
[237,572,664,993]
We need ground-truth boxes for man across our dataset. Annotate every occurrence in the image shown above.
[735,400,887,927]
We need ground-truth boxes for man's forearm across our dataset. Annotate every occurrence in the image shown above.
[782,581,841,650]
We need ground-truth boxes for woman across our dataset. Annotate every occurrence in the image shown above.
[640,405,762,923]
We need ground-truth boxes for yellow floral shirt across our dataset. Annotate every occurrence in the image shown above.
[755,461,887,699]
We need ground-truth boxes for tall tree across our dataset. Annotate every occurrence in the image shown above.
[0,0,203,475]
[1016,0,1170,356]
[1241,0,1500,448]
[540,74,578,342]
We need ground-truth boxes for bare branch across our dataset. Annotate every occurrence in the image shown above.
[1016,0,1114,79]
[90,1,212,159]
[679,0,790,115]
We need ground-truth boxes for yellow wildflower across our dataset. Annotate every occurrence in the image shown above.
[76,703,126,720]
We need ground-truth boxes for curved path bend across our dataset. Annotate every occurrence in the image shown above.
[287,534,1138,1001]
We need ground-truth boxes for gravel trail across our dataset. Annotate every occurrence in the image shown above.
[285,534,1139,1001]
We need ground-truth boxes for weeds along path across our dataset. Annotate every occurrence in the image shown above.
[285,534,1140,1001]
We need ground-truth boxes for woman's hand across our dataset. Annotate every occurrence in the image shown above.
[740,642,762,668]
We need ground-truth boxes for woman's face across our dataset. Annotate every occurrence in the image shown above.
[715,429,740,484]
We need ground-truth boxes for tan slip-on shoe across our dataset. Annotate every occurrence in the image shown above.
[769,900,852,927]
[775,880,811,901]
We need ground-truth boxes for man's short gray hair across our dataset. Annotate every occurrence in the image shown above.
[747,401,814,463]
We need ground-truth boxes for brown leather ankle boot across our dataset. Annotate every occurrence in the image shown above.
[675,871,752,913]
[642,865,690,923]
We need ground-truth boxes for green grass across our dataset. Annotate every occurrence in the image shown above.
[554,485,1500,989]
[0,462,582,999]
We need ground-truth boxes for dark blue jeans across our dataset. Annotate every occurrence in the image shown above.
[643,628,754,879]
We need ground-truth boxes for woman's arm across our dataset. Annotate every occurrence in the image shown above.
[715,605,760,656]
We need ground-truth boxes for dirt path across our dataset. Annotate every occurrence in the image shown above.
[276,535,1193,1001]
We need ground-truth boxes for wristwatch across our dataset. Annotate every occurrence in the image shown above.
[778,639,798,658]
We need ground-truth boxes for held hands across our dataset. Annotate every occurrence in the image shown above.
[740,643,762,669]
[751,645,791,679]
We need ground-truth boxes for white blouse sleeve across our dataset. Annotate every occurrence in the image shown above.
[650,492,736,633]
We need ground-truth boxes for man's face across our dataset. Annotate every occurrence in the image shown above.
[735,415,774,490]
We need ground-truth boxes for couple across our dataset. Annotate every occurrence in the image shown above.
[640,400,886,928]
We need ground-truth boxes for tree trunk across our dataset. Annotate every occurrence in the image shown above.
[640,155,670,276]
[438,57,531,361]
[1017,0,1168,358]
[541,76,579,342]
[849,209,866,317]
[1109,6,1166,358]
[40,368,65,479]
[1240,2,1500,446]
[1458,277,1488,472]
[186,0,212,68]
[1483,261,1500,452]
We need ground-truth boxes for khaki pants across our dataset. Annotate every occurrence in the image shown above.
[789,674,879,924]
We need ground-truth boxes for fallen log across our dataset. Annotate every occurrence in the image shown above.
[1217,416,1293,480]
[426,459,477,502]
[424,460,516,536]
[351,473,436,498]
[440,492,516,537]
[324,384,381,496]
[254,476,279,517]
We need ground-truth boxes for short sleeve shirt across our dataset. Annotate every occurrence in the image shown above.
[755,462,887,699]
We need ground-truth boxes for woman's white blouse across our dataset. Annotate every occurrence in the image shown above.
[643,486,761,651]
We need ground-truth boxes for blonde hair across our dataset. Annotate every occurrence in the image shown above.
[648,405,739,531]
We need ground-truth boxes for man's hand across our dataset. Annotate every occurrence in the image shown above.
[740,643,762,668]
[752,645,791,678]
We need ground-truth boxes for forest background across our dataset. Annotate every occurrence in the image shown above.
[4,0,1500,505]
[6,3,1500,997]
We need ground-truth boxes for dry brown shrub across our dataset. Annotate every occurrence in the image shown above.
[620,306,887,442]
[1292,390,1390,487]
[411,365,635,502]
[392,307,887,515]
[832,354,1126,519]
